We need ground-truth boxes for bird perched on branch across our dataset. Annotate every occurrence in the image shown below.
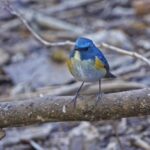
[67,37,116,107]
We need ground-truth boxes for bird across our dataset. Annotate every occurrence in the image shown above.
[67,37,116,107]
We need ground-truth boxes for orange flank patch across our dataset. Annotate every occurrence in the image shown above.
[95,57,104,70]
[67,59,73,74]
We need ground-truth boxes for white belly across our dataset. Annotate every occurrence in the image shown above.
[71,59,106,82]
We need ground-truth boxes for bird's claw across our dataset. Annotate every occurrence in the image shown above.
[95,93,103,106]
[66,96,77,109]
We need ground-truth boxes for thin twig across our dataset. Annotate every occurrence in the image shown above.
[0,80,144,103]
[4,3,150,66]
[6,7,74,47]
[101,43,150,66]
[130,136,150,150]
[29,140,44,150]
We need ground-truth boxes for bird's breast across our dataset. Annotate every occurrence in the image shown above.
[67,57,106,82]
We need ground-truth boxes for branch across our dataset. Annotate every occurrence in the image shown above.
[5,5,150,66]
[5,6,74,47]
[130,136,150,150]
[0,88,149,128]
[101,43,150,66]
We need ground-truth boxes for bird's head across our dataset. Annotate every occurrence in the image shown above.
[74,37,94,51]
[70,37,96,60]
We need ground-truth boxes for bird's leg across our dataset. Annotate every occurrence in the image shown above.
[71,81,84,108]
[95,80,102,105]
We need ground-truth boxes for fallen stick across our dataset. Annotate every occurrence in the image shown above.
[1,80,145,102]
[43,0,96,14]
[130,136,150,150]
[0,88,149,128]
[15,8,84,35]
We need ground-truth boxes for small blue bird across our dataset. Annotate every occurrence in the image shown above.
[67,37,115,106]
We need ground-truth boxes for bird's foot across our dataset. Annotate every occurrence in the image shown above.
[95,93,103,106]
[66,96,78,109]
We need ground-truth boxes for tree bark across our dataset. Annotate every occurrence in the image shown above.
[0,88,149,128]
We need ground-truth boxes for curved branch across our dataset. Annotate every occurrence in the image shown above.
[5,4,150,66]
[101,43,150,66]
[0,88,149,128]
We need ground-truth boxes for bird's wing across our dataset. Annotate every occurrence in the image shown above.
[95,48,110,71]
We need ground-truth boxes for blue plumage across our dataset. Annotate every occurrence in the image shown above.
[70,37,110,73]
[75,37,92,49]
[67,37,116,107]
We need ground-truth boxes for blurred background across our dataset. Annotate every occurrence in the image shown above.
[0,0,150,149]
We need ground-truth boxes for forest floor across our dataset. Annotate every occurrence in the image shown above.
[0,0,150,149]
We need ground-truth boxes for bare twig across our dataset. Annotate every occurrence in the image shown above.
[4,2,150,65]
[28,140,44,150]
[0,88,149,128]
[6,7,74,47]
[43,0,95,14]
[130,136,150,150]
[0,80,145,102]
[101,43,150,66]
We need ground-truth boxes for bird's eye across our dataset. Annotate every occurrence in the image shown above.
[81,47,89,51]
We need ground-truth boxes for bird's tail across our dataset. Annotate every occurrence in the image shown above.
[105,72,116,78]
